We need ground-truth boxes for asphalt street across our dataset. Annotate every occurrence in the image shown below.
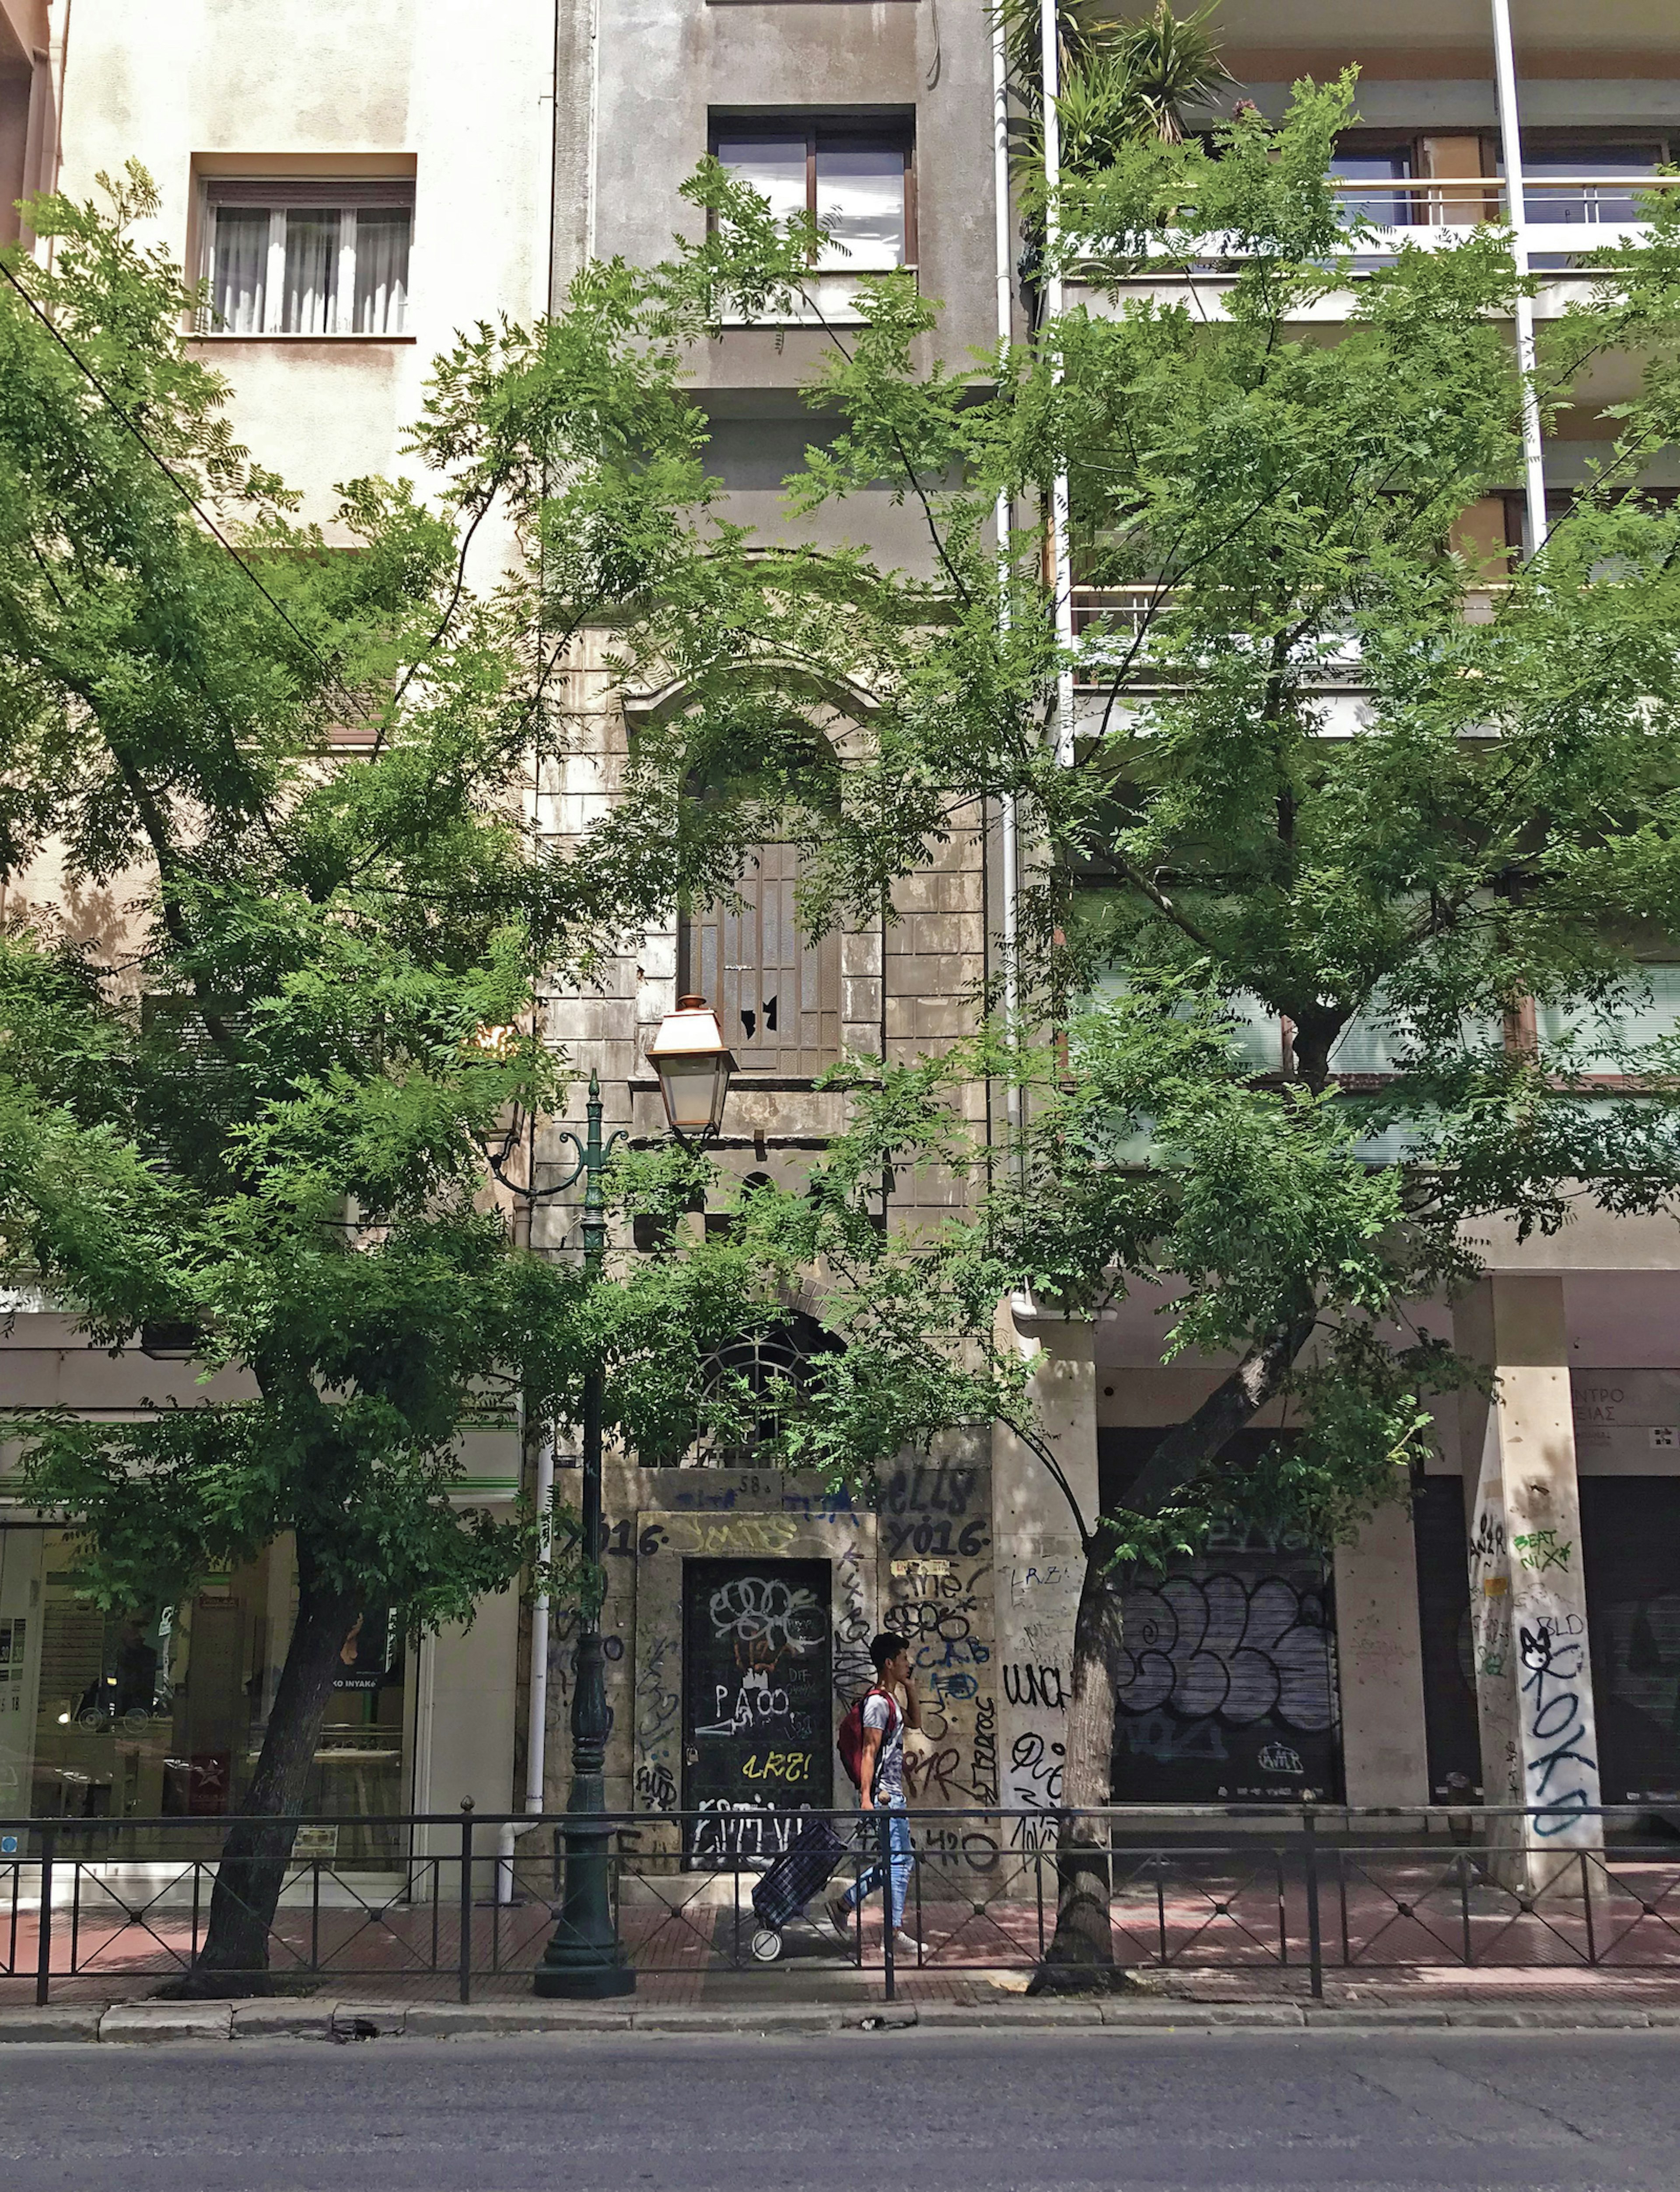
[3,2029,1679,2192]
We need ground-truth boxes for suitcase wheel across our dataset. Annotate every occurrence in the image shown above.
[749,1927,784,1963]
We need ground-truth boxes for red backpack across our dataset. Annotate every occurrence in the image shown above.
[836,1685,901,1792]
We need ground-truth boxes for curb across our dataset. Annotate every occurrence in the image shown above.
[3,1998,1680,2042]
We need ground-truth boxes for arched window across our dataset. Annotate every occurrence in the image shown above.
[679,842,841,1077]
[694,1315,838,1468]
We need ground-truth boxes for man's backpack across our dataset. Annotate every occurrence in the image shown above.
[836,1685,900,1792]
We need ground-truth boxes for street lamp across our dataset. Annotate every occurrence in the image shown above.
[645,993,735,1142]
[532,1003,732,1998]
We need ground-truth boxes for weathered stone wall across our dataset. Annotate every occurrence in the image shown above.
[539,1443,998,1857]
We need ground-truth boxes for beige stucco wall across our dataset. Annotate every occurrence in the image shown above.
[52,0,555,538]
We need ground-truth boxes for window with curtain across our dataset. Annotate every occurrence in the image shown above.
[679,842,842,1077]
[203,178,414,335]
[712,118,913,271]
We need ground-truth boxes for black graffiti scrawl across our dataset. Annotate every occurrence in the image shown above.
[1111,1556,1343,1803]
[682,1557,833,1865]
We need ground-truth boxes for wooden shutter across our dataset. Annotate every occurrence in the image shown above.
[686,843,840,1076]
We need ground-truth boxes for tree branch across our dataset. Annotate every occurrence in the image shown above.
[1123,1306,1318,1516]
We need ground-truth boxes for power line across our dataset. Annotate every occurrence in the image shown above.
[0,257,378,731]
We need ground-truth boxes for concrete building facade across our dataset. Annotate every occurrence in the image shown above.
[1,0,1679,1898]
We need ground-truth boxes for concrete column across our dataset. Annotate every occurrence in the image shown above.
[991,1309,1099,1826]
[1333,1499,1430,1808]
[1456,1276,1601,1884]
[411,1581,520,1887]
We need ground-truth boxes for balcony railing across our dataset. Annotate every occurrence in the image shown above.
[1080,176,1680,280]
[1332,173,1680,263]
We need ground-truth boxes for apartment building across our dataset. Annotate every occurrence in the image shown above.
[0,0,1677,1887]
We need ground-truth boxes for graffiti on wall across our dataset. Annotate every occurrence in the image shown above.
[999,1556,1081,1814]
[881,1462,997,1846]
[1112,1563,1340,1802]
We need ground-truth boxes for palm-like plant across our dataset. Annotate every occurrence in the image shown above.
[1111,2,1234,143]
[997,0,1236,173]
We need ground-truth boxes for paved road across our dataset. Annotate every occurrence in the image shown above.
[3,2030,1679,2191]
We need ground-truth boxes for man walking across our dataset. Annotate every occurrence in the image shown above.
[830,1631,924,1956]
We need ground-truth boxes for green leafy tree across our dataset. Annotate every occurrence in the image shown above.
[998,1,1236,184]
[0,168,841,1992]
[628,80,1680,1984]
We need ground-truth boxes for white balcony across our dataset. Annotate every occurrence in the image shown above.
[1068,586,1511,739]
[1070,175,1680,324]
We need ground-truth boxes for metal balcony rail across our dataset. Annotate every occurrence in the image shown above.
[5,1803,1680,2008]
[1330,173,1680,229]
[1068,588,1399,689]
[1077,175,1680,276]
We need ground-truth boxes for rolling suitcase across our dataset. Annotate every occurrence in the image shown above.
[748,1817,849,1960]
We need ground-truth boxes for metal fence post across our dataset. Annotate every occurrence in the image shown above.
[34,1826,55,2008]
[879,1808,895,2004]
[1302,1805,1323,2002]
[458,1800,475,2005]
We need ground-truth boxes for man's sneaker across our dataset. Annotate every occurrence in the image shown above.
[892,1930,928,1961]
[824,1891,854,1943]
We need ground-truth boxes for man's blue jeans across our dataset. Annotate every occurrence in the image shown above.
[841,1804,914,1930]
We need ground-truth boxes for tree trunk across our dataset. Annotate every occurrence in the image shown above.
[1030,1309,1319,1992]
[1027,1514,1128,1993]
[164,1551,359,1998]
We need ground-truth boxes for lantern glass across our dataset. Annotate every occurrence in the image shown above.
[646,995,734,1143]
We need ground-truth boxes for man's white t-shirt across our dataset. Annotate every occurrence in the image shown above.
[864,1690,904,1805]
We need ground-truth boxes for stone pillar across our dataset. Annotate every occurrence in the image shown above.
[1455,1276,1602,1885]
[991,1309,1100,1835]
[1333,1500,1430,1808]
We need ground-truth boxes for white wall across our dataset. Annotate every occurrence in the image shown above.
[54,0,555,535]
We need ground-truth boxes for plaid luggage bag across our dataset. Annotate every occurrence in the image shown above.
[749,1818,849,1954]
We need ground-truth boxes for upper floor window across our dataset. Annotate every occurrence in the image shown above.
[712,117,914,271]
[1512,138,1668,228]
[679,841,842,1078]
[1329,145,1414,232]
[203,178,414,336]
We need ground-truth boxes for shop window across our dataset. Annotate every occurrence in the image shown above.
[1099,1429,1344,1805]
[201,178,413,336]
[0,1529,408,1863]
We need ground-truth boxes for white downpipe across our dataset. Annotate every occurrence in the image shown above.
[995,0,1021,1144]
[1490,0,1548,556]
[1040,0,1075,761]
[499,1426,555,1903]
[525,1429,554,1817]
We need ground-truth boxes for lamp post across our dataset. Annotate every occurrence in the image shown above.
[533,1001,733,1998]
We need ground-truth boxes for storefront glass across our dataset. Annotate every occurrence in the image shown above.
[0,1526,407,1863]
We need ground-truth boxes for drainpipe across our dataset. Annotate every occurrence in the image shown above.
[525,1428,555,1821]
[1489,0,1548,555]
[995,0,1022,1148]
[1040,0,1076,760]
[497,1422,555,1902]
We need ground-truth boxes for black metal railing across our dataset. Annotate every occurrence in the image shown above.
[6,1804,1680,2007]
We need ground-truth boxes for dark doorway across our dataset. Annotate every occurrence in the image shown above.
[1412,1476,1482,1801]
[1099,1430,1344,1804]
[681,1557,833,1866]
[1580,1477,1680,1807]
